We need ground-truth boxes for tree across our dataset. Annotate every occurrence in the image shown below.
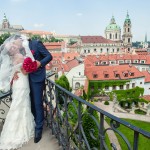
[0,33,11,45]
[82,107,100,148]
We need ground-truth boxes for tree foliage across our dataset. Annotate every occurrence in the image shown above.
[0,33,11,45]
[82,107,100,148]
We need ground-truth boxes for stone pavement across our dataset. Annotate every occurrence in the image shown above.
[94,101,150,150]
[94,101,150,122]
[19,125,62,150]
[0,123,62,150]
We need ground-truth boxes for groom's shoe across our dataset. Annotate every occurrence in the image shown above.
[34,132,42,143]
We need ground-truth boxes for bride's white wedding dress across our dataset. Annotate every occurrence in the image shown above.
[0,72,35,150]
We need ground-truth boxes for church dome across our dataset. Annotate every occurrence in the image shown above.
[105,16,121,31]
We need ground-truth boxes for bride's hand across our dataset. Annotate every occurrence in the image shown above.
[21,67,28,75]
[13,71,20,80]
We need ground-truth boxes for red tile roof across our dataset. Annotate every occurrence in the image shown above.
[85,65,144,81]
[81,36,115,43]
[62,59,80,72]
[84,54,150,65]
[142,71,150,83]
[142,95,150,101]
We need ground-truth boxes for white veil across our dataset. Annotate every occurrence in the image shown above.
[0,34,34,92]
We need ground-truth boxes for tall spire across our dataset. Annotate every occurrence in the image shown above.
[145,33,147,43]
[3,13,7,21]
[124,11,131,24]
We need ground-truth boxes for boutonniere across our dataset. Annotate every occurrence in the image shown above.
[31,50,35,55]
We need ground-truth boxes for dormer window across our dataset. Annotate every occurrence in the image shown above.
[140,60,145,64]
[104,74,109,78]
[114,71,119,78]
[130,72,134,76]
[123,72,128,77]
[115,74,120,78]
[103,71,109,78]
[95,62,99,66]
[93,74,98,78]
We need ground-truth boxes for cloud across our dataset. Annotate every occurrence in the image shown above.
[76,13,83,16]
[33,23,45,28]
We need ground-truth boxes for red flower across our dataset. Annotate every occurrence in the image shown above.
[23,57,37,73]
[31,50,35,55]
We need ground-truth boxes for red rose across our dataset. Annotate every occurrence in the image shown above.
[23,57,37,73]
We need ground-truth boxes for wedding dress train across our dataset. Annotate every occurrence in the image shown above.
[0,72,35,150]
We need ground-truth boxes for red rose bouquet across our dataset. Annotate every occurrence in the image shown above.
[22,57,37,73]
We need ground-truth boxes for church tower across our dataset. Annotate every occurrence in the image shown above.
[2,13,10,29]
[122,12,132,52]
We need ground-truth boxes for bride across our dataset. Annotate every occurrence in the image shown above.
[0,35,35,149]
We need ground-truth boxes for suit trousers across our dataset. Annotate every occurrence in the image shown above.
[29,81,45,134]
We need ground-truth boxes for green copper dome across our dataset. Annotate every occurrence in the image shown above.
[105,16,121,31]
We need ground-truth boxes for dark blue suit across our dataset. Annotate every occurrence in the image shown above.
[28,40,52,135]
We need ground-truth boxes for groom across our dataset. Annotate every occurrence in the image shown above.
[28,39,52,143]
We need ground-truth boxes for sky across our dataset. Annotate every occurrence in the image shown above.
[1,0,150,42]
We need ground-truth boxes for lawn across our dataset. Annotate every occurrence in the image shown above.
[105,118,150,150]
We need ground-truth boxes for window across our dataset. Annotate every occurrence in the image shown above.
[129,72,134,76]
[140,82,142,84]
[94,48,96,52]
[134,60,138,63]
[128,38,130,43]
[55,74,58,79]
[115,74,119,78]
[104,74,109,78]
[123,72,128,77]
[128,28,130,32]
[141,60,145,64]
[132,83,135,88]
[93,74,98,78]
[88,50,90,53]
[126,84,129,89]
[102,61,107,65]
[126,60,131,63]
[84,50,86,53]
[79,72,81,75]
[75,82,80,89]
[95,62,99,66]
[100,48,103,53]
[107,48,109,53]
[110,34,112,39]
[120,85,124,90]
[112,49,114,52]
[119,60,124,64]
[115,33,117,39]
[112,85,116,90]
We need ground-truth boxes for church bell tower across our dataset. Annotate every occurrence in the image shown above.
[122,12,132,52]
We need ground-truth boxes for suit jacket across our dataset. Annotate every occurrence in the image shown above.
[28,40,53,82]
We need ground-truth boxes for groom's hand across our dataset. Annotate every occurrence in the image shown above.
[36,60,41,68]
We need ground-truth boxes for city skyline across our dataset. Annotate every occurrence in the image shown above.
[1,0,150,42]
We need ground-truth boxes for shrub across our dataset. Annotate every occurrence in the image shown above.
[82,108,100,148]
[104,101,109,105]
